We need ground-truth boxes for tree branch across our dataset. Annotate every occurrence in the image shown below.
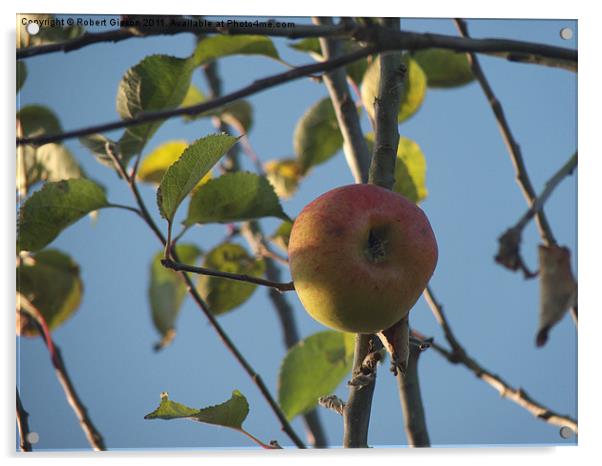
[160,258,295,292]
[18,296,106,451]
[311,16,376,448]
[314,16,371,183]
[17,20,577,70]
[16,388,33,452]
[102,148,305,448]
[454,18,557,247]
[397,344,430,447]
[423,286,578,434]
[17,46,376,148]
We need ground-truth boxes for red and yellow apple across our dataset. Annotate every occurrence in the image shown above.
[288,184,438,334]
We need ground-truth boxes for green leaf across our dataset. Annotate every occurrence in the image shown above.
[412,48,474,88]
[149,244,202,350]
[294,98,344,174]
[366,133,428,203]
[17,249,82,337]
[264,158,302,199]
[17,143,85,195]
[270,220,293,253]
[145,390,249,431]
[18,179,108,252]
[197,243,265,315]
[156,134,239,222]
[116,54,197,160]
[361,54,427,123]
[289,37,322,59]
[17,61,27,93]
[78,134,119,169]
[192,35,279,66]
[185,172,289,225]
[180,84,254,132]
[17,105,62,138]
[278,331,355,420]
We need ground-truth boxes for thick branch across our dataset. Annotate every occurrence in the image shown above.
[454,18,557,247]
[160,258,295,292]
[397,345,430,447]
[424,286,578,434]
[314,16,371,183]
[18,296,106,451]
[17,46,375,147]
[17,21,576,69]
[16,388,32,452]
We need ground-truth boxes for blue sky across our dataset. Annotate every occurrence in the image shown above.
[16,16,577,450]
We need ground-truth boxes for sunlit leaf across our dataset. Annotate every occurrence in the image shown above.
[145,390,249,431]
[18,179,108,252]
[278,331,355,420]
[264,158,302,199]
[17,249,82,337]
[361,54,427,123]
[192,35,279,66]
[156,134,239,222]
[197,243,265,315]
[294,97,343,174]
[17,143,85,195]
[185,172,289,225]
[412,48,474,88]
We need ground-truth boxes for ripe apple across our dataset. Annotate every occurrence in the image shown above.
[288,184,438,334]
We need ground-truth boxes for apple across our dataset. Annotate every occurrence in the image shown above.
[288,184,438,334]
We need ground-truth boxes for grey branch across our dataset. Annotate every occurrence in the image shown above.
[397,344,431,447]
[18,295,106,451]
[454,18,557,247]
[424,286,578,434]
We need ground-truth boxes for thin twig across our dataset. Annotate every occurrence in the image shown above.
[103,148,305,448]
[423,286,578,434]
[160,258,295,292]
[17,46,376,147]
[454,18,557,247]
[16,388,32,452]
[17,296,106,451]
[496,153,578,274]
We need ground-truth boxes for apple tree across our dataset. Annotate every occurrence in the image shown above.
[16,15,577,450]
